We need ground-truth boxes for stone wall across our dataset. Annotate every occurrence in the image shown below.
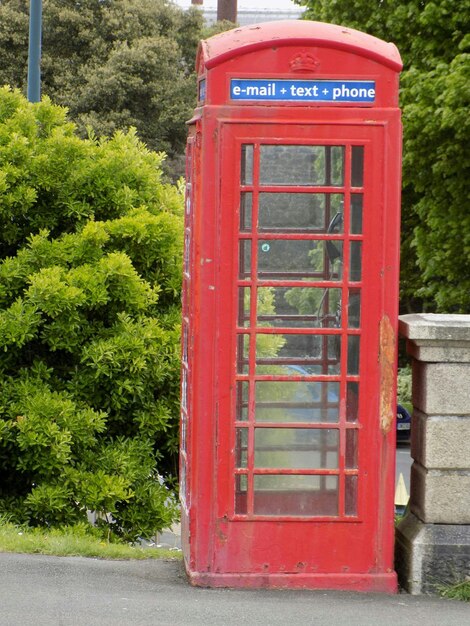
[395,314,470,594]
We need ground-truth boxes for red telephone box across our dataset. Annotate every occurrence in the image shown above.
[180,20,402,592]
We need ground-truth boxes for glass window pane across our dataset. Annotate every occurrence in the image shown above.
[348,288,361,328]
[351,146,364,187]
[255,381,340,423]
[257,240,343,281]
[260,145,325,186]
[235,474,248,515]
[345,429,358,469]
[254,428,339,469]
[256,286,341,329]
[347,335,360,376]
[236,428,248,468]
[259,145,344,187]
[255,333,341,376]
[237,334,250,374]
[346,382,360,422]
[236,381,249,421]
[240,192,252,232]
[254,474,338,516]
[329,146,345,186]
[241,145,253,185]
[258,193,343,232]
[351,194,363,234]
[345,475,358,516]
[256,333,320,365]
[238,287,250,327]
[350,241,362,282]
[239,240,251,279]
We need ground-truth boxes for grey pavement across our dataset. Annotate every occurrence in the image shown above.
[1,552,469,626]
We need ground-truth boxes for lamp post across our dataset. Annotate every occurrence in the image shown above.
[27,0,43,102]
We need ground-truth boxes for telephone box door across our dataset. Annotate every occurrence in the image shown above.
[212,120,398,588]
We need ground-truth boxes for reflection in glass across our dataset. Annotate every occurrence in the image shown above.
[241,145,254,185]
[254,381,340,423]
[240,192,253,232]
[348,288,361,328]
[254,428,339,469]
[256,286,341,329]
[345,429,358,469]
[350,241,362,281]
[256,333,322,369]
[239,239,251,279]
[259,145,344,187]
[257,240,343,281]
[235,474,248,514]
[238,287,250,327]
[351,146,364,187]
[254,474,338,516]
[347,335,360,375]
[237,334,250,374]
[258,193,343,232]
[346,382,360,422]
[236,381,249,421]
[351,194,363,234]
[345,475,358,516]
[254,333,341,376]
[236,428,248,468]
[328,146,345,186]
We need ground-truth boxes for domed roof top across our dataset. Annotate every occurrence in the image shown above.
[199,20,402,72]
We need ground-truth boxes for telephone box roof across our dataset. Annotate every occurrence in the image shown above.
[198,20,402,72]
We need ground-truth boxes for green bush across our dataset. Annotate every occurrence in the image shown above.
[0,87,182,540]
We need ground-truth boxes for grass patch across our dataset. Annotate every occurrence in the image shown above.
[0,521,181,560]
[439,579,470,602]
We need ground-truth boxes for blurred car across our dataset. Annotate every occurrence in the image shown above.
[396,404,411,443]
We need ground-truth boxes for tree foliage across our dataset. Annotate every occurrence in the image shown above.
[0,0,203,158]
[0,88,183,539]
[296,0,470,312]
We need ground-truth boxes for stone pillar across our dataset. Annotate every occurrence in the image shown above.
[396,314,470,594]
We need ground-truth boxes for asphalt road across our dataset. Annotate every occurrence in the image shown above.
[1,553,469,626]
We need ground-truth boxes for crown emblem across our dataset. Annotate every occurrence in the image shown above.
[290,52,320,73]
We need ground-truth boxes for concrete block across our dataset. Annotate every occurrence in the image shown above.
[396,511,470,595]
[412,361,470,415]
[411,411,470,470]
[410,462,470,524]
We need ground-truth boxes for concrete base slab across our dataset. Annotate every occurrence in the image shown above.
[395,511,470,594]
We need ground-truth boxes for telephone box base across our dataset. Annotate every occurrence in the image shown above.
[186,567,398,593]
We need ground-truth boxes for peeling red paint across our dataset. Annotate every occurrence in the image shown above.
[379,315,396,434]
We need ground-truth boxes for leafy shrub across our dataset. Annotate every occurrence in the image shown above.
[0,88,182,540]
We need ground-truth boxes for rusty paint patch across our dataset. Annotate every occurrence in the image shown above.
[379,315,396,434]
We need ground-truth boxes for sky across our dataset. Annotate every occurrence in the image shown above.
[175,1,304,11]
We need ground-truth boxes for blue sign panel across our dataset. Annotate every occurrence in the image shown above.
[199,79,206,102]
[230,79,376,103]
